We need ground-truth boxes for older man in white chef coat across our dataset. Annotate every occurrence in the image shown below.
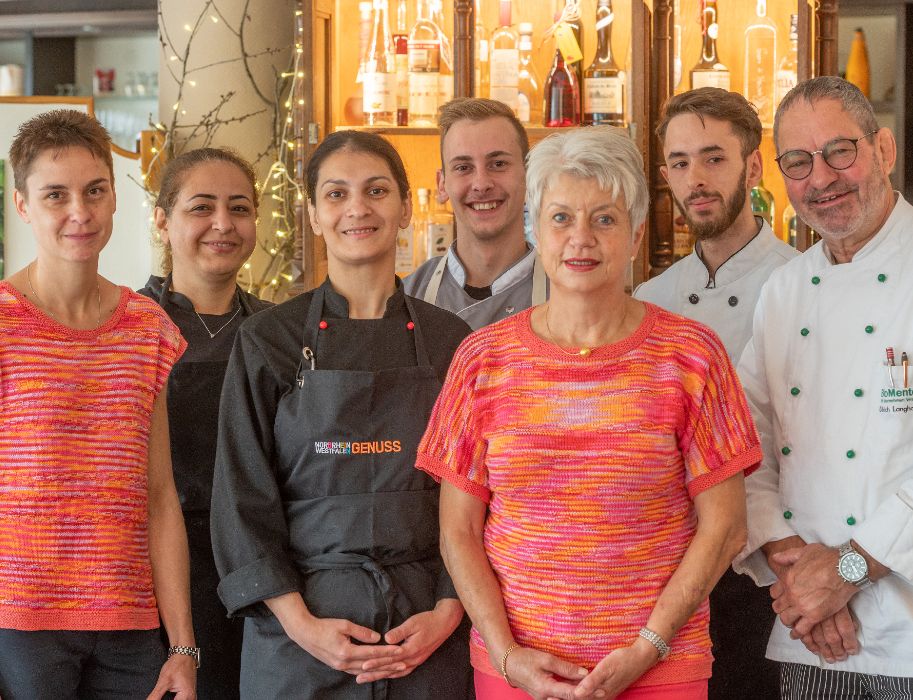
[635,87,796,700]
[405,98,547,329]
[735,76,913,698]
[634,87,797,364]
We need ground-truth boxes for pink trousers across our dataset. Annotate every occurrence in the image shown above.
[474,670,708,700]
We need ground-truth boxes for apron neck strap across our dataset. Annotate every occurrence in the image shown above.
[303,285,433,368]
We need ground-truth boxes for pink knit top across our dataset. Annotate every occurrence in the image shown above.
[0,283,186,631]
[417,304,761,688]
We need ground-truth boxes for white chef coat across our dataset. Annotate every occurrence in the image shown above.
[633,219,797,364]
[734,194,913,678]
[404,244,547,330]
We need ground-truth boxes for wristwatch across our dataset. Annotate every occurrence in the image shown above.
[836,541,872,589]
[168,645,201,669]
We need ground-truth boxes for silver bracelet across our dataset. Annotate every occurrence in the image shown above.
[638,627,670,660]
[167,645,201,669]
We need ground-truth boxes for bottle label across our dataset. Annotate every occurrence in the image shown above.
[775,69,798,105]
[584,76,623,114]
[409,71,439,118]
[518,93,530,123]
[395,54,409,108]
[408,40,440,72]
[691,69,730,91]
[555,23,583,65]
[595,12,614,31]
[439,73,454,104]
[427,223,454,258]
[490,48,520,88]
[395,224,415,275]
[490,85,519,111]
[363,72,396,114]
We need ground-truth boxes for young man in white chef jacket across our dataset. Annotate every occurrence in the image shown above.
[735,76,913,698]
[636,87,797,700]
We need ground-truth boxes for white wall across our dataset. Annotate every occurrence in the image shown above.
[1,98,155,289]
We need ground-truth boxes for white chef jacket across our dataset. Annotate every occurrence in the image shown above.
[404,244,547,330]
[633,219,797,364]
[734,194,913,677]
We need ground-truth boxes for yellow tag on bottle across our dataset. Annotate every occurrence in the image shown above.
[554,23,583,65]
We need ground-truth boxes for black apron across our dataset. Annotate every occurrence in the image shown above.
[158,280,244,700]
[240,287,472,700]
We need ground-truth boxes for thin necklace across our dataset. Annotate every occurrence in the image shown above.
[543,303,627,358]
[27,262,102,328]
[195,304,242,339]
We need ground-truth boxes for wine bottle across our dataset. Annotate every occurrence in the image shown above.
[690,0,730,90]
[517,22,541,126]
[782,202,797,247]
[544,40,580,127]
[393,0,409,125]
[750,178,775,228]
[774,14,798,112]
[363,0,396,126]
[743,0,776,128]
[474,0,490,98]
[583,0,624,127]
[845,28,870,99]
[407,0,441,126]
[344,1,374,124]
[490,0,520,114]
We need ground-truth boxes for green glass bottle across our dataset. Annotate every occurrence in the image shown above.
[751,178,775,227]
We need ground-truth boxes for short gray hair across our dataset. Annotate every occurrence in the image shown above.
[526,127,649,239]
[774,76,879,149]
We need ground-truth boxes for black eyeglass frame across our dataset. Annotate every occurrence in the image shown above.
[775,129,880,181]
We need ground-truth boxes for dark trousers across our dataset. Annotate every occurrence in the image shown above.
[709,568,780,700]
[781,663,913,699]
[0,628,165,700]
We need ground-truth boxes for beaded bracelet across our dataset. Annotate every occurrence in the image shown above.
[500,642,520,687]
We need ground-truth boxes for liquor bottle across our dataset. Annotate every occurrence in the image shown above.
[413,188,431,264]
[544,39,581,127]
[393,0,410,125]
[750,178,775,228]
[363,0,396,126]
[474,0,490,98]
[743,0,776,128]
[583,0,624,127]
[517,22,541,126]
[690,0,730,90]
[782,202,797,247]
[430,0,453,106]
[774,14,798,112]
[672,0,683,89]
[672,204,694,260]
[490,0,520,114]
[344,1,374,124]
[845,28,870,98]
[395,219,416,276]
[408,0,441,126]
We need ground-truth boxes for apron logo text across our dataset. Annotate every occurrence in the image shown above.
[314,440,402,455]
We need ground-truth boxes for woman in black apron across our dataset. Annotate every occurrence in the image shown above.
[211,131,474,699]
[139,148,272,699]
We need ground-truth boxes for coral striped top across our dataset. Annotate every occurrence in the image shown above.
[0,282,185,631]
[417,303,761,688]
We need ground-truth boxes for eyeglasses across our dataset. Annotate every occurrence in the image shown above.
[775,130,879,181]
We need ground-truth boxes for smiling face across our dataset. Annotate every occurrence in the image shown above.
[438,116,526,243]
[14,146,116,264]
[536,173,644,299]
[777,98,895,246]
[661,113,760,241]
[308,148,411,271]
[155,160,258,284]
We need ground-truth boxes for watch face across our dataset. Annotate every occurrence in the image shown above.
[839,552,868,582]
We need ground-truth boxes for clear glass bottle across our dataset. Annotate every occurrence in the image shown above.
[345,1,374,124]
[544,39,580,127]
[774,14,798,113]
[672,0,683,89]
[395,219,416,276]
[845,27,871,98]
[425,189,454,260]
[474,0,490,98]
[490,0,520,114]
[393,0,410,125]
[743,0,777,128]
[431,0,453,106]
[413,188,431,265]
[407,0,441,126]
[583,0,624,126]
[690,0,730,90]
[750,178,775,228]
[517,22,541,126]
[363,0,396,126]
[782,201,797,247]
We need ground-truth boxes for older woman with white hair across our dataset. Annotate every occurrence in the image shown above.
[416,127,761,700]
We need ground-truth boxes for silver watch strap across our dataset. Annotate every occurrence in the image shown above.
[638,627,670,660]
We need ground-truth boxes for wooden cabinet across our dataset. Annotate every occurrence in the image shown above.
[293,0,837,291]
